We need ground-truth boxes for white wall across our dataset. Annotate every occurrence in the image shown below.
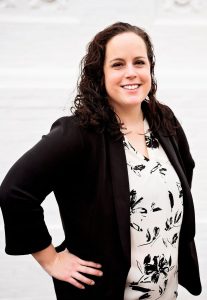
[0,0,206,299]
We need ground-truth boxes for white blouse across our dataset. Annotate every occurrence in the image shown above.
[124,119,183,300]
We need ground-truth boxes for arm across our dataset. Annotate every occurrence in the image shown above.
[32,244,103,289]
[0,117,80,254]
[0,117,103,288]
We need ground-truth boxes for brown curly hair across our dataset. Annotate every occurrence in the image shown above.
[72,22,174,139]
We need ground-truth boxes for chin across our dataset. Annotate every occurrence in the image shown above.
[126,97,144,105]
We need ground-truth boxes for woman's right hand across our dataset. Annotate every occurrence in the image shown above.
[32,245,103,289]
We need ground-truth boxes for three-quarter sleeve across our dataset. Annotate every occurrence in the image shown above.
[0,117,84,255]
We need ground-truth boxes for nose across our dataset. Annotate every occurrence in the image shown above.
[125,64,137,78]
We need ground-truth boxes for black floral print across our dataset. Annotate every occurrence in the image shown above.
[176,182,183,198]
[145,133,159,149]
[168,191,174,211]
[151,202,162,212]
[129,254,174,300]
[165,210,182,231]
[127,162,146,177]
[143,254,173,284]
[123,119,183,300]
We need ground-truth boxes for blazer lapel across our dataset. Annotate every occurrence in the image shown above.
[107,135,131,268]
[155,129,189,192]
[155,128,196,240]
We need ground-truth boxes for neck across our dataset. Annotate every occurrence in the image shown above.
[115,104,144,129]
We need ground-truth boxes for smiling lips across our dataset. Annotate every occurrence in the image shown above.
[121,84,141,90]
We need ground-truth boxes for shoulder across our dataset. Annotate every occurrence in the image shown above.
[151,102,194,162]
[156,103,181,133]
[50,115,81,134]
[143,100,175,132]
[19,116,88,165]
[47,115,102,154]
[159,104,195,184]
[157,103,189,145]
[46,115,85,147]
[158,103,175,120]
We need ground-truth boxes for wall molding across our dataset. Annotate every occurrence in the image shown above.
[0,0,69,9]
[156,0,207,21]
[165,0,205,12]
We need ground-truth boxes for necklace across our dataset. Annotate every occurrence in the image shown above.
[120,114,149,135]
[123,130,150,135]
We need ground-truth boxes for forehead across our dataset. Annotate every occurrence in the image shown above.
[105,32,147,60]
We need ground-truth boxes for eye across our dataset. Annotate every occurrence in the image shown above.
[111,62,123,68]
[135,60,145,65]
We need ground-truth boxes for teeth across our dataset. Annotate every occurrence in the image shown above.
[122,84,140,90]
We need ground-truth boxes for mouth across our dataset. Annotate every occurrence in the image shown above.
[121,84,141,90]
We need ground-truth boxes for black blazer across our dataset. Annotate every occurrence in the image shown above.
[0,108,202,299]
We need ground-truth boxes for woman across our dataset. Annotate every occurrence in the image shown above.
[0,22,202,300]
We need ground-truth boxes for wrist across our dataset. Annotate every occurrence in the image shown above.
[32,244,58,273]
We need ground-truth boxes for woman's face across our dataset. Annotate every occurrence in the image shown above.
[103,32,151,112]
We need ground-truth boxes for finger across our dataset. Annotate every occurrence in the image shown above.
[72,272,95,286]
[78,259,102,269]
[67,276,85,289]
[78,265,103,277]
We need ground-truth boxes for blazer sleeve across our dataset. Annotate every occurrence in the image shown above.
[0,117,85,255]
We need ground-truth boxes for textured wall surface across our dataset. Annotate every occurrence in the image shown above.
[0,0,207,299]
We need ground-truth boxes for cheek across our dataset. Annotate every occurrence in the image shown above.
[147,74,152,88]
[106,71,119,82]
[141,71,152,92]
[141,69,151,82]
[104,72,120,92]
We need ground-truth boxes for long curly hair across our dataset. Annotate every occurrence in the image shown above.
[72,22,174,139]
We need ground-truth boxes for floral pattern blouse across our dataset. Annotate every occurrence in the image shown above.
[123,119,183,300]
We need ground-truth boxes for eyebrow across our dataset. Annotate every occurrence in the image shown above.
[109,56,147,63]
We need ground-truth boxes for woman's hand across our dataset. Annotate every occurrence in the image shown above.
[32,244,103,289]
[46,249,103,289]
